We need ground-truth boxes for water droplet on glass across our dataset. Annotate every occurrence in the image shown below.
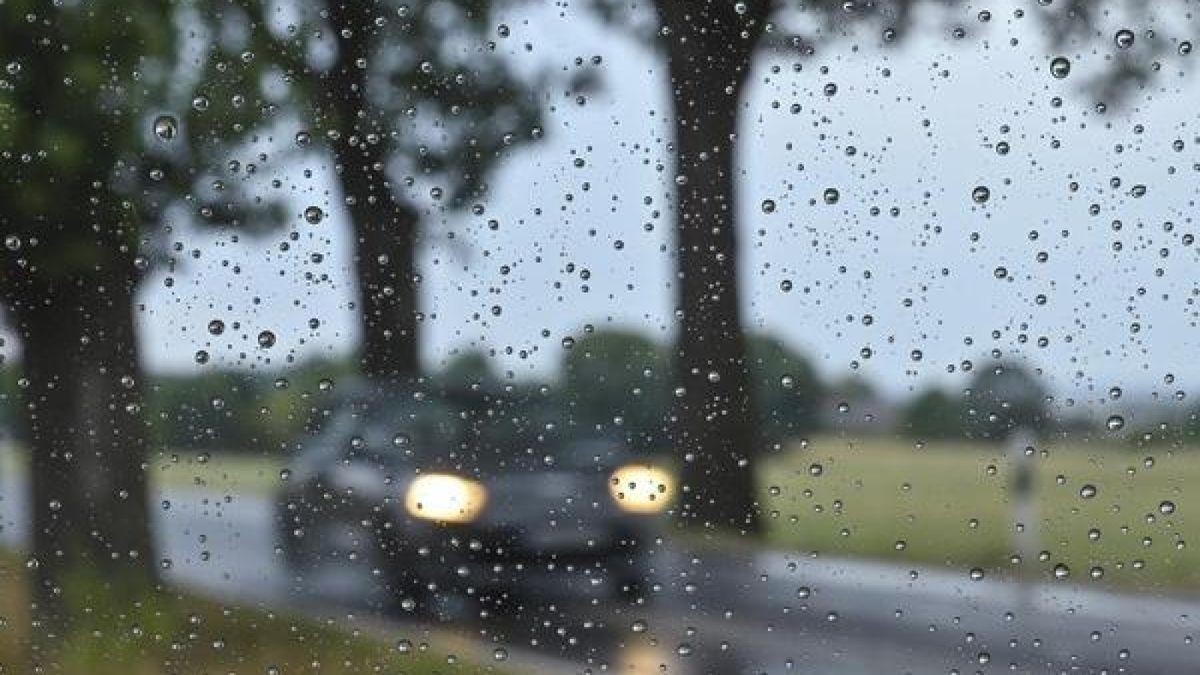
[1079,484,1097,499]
[257,330,276,348]
[1049,56,1071,79]
[822,188,840,204]
[304,206,324,224]
[1115,29,1135,49]
[971,185,990,203]
[1160,500,1177,515]
[1106,415,1126,431]
[153,114,178,141]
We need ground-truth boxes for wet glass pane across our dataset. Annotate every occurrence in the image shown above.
[1,0,1198,673]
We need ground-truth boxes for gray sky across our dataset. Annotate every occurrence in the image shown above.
[136,1,1200,416]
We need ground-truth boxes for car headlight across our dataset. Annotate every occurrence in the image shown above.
[609,463,674,514]
[404,473,488,523]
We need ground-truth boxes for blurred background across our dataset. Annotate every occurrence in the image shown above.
[1,0,1199,673]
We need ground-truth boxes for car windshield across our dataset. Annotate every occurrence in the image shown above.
[325,386,576,477]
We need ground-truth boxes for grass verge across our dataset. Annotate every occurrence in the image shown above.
[760,435,1196,591]
[0,553,500,674]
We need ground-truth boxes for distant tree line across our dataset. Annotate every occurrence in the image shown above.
[0,333,1142,453]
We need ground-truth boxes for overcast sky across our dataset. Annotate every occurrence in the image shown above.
[135,1,1200,418]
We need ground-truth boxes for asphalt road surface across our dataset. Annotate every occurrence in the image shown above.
[3,473,1199,673]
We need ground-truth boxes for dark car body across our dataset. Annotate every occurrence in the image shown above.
[276,383,663,613]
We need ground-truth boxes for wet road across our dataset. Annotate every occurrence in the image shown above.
[3,474,1199,673]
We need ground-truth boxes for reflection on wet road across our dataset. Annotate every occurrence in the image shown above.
[3,476,1198,673]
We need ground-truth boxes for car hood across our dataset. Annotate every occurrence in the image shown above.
[479,470,622,527]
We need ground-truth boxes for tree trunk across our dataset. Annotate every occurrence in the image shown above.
[326,0,421,382]
[18,284,85,661]
[658,0,769,533]
[10,272,157,666]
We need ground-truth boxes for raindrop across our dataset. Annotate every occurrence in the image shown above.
[971,185,991,203]
[1160,500,1177,515]
[1114,29,1135,49]
[1079,484,1097,499]
[153,114,178,141]
[1106,415,1126,431]
[257,330,276,348]
[304,206,324,224]
[822,188,840,204]
[1049,56,1071,79]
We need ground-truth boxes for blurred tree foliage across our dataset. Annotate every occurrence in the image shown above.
[899,388,965,440]
[436,349,499,390]
[190,0,575,382]
[747,334,823,447]
[561,329,672,451]
[963,360,1049,440]
[144,357,353,453]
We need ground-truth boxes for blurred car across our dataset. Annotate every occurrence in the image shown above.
[275,383,672,614]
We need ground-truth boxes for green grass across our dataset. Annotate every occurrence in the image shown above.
[1,445,284,495]
[148,451,285,494]
[760,435,1197,591]
[0,554,500,674]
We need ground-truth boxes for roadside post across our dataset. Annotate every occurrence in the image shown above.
[1008,427,1037,607]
